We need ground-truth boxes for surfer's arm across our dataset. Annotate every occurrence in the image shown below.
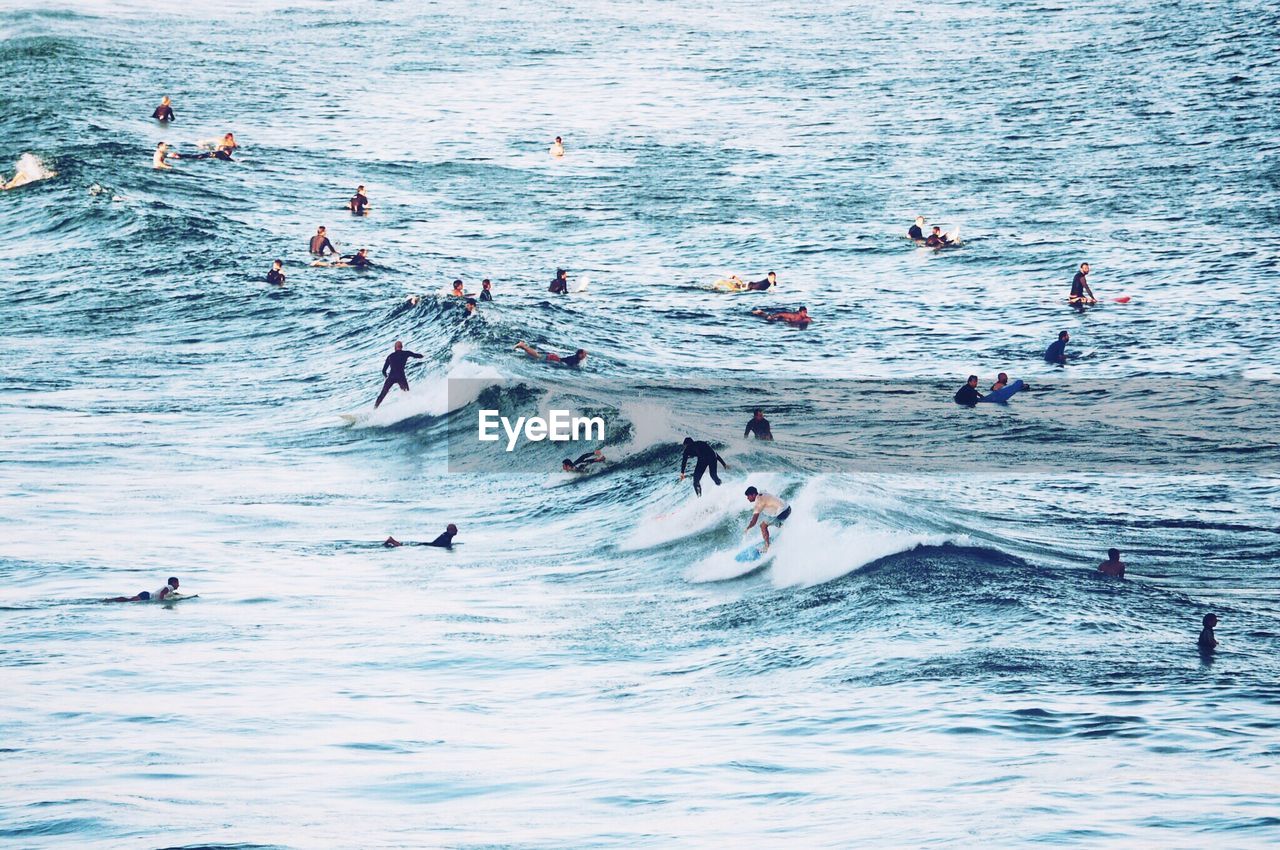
[680,449,691,474]
[382,357,391,377]
[716,453,728,470]
[744,512,760,532]
[408,351,423,360]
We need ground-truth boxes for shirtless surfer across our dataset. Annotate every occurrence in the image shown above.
[743,486,791,550]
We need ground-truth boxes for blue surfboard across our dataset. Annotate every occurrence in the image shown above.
[979,379,1025,404]
[734,527,782,563]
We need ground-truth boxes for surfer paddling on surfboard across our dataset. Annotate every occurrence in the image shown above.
[744,487,790,551]
[375,340,424,408]
[751,306,811,326]
[384,524,458,549]
[105,576,181,602]
[563,450,606,473]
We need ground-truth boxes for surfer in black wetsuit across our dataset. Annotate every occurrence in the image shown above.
[1069,263,1095,304]
[925,226,952,247]
[375,340,424,407]
[1044,331,1069,364]
[338,248,372,268]
[1198,613,1218,652]
[349,185,369,215]
[514,341,587,367]
[267,260,285,286]
[747,271,777,291]
[680,437,728,497]
[479,279,493,301]
[383,524,458,549]
[562,450,606,473]
[173,148,233,161]
[744,409,773,440]
[151,96,175,122]
[954,375,983,405]
[549,269,569,294]
[309,226,337,256]
[908,216,925,243]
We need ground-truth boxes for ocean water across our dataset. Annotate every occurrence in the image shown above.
[3,1,1279,847]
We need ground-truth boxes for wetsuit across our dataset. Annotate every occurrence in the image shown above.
[427,529,456,548]
[479,289,492,302]
[1044,339,1068,364]
[376,348,424,406]
[555,351,584,368]
[908,224,924,241]
[568,451,602,472]
[681,440,726,497]
[267,268,285,285]
[1198,627,1216,650]
[310,234,336,255]
[1070,272,1089,300]
[549,277,568,294]
[747,278,773,291]
[744,416,773,440]
[152,105,175,121]
[925,234,948,247]
[350,192,368,214]
[954,384,983,405]
[341,253,371,268]
[178,149,232,161]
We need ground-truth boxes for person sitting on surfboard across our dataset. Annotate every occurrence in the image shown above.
[448,279,467,297]
[744,409,773,440]
[562,450,606,473]
[316,248,372,268]
[679,438,728,497]
[309,226,338,256]
[954,375,984,405]
[1098,548,1126,578]
[549,269,569,294]
[1069,263,1095,304]
[151,95,175,122]
[744,486,791,550]
[105,576,180,603]
[1044,331,1070,365]
[267,259,285,286]
[479,279,494,301]
[752,306,810,326]
[908,216,926,243]
[349,185,369,215]
[383,525,458,549]
[924,226,953,247]
[375,340,424,408]
[514,341,587,367]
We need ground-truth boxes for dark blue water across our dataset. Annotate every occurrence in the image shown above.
[3,1,1279,846]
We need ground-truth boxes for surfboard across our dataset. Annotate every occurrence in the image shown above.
[735,526,782,563]
[160,593,198,602]
[1112,296,1131,303]
[978,379,1025,404]
[714,278,748,292]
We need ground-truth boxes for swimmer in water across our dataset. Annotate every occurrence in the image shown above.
[479,279,493,301]
[152,142,173,170]
[679,437,728,497]
[562,450,606,473]
[218,133,239,152]
[1097,548,1126,578]
[465,298,478,315]
[1198,613,1218,651]
[924,226,953,247]
[151,96,175,122]
[514,341,587,367]
[449,279,466,297]
[375,340,424,408]
[1068,262,1095,304]
[1044,330,1069,365]
[550,136,564,157]
[309,226,338,256]
[991,372,1010,391]
[744,486,791,549]
[954,375,983,405]
[349,185,369,215]
[549,268,569,294]
[105,576,180,603]
[384,524,459,549]
[752,306,810,326]
[335,248,372,268]
[267,259,285,286]
[908,216,926,243]
[744,408,773,440]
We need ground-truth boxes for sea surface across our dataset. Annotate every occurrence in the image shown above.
[2,1,1279,847]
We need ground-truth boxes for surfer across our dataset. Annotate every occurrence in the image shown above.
[1097,548,1126,578]
[218,133,239,153]
[465,298,478,315]
[991,373,1010,391]
[449,280,466,297]
[384,524,459,549]
[1069,263,1095,304]
[908,216,926,243]
[1044,331,1069,365]
[375,340,424,408]
[479,279,493,301]
[562,450,606,473]
[549,269,569,294]
[349,185,369,215]
[752,306,810,326]
[954,375,984,405]
[267,260,285,286]
[744,409,773,440]
[105,576,180,603]
[309,226,338,256]
[924,226,952,247]
[152,142,173,170]
[743,486,791,549]
[550,136,564,157]
[679,437,728,497]
[747,272,778,291]
[1198,613,1218,651]
[339,248,372,268]
[513,341,587,367]
[151,96,175,122]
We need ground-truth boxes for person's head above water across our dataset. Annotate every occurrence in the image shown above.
[915,215,925,226]
[1059,330,1070,342]
[555,136,562,143]
[1080,262,1090,273]
[682,437,694,447]
[561,458,575,470]
[745,486,759,501]
[393,340,403,351]
[446,523,458,534]
[272,259,282,269]
[465,298,477,312]
[556,268,567,280]
[797,306,808,316]
[161,96,171,105]
[452,279,463,288]
[996,372,1008,384]
[967,375,978,387]
[1108,547,1120,561]
[1202,613,1218,630]
[482,279,491,289]
[316,226,326,234]
[768,271,777,281]
[574,349,588,361]
[753,408,764,419]
[167,577,179,589]
[357,248,368,256]
[932,226,942,234]
[357,184,365,192]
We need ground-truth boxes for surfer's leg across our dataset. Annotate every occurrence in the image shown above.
[375,376,397,407]
[708,463,722,487]
[514,341,542,359]
[761,522,771,546]
[693,458,709,496]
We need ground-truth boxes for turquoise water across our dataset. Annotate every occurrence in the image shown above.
[2,1,1279,846]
